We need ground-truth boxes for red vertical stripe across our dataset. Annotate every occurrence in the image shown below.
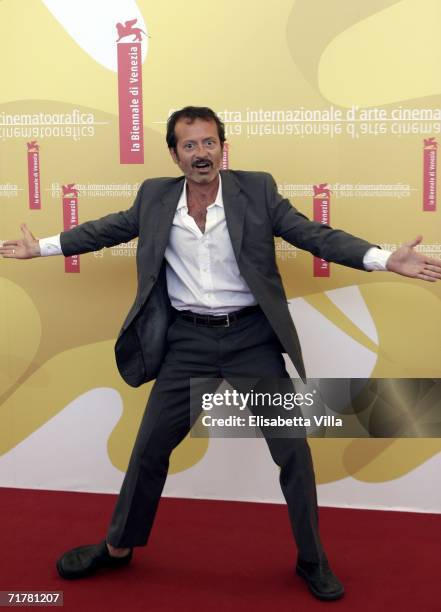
[423,140,437,211]
[117,42,144,164]
[313,188,331,277]
[62,196,80,273]
[27,150,41,209]
[222,142,229,170]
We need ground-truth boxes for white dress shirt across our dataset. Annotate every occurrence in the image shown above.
[39,175,391,312]
[164,176,257,314]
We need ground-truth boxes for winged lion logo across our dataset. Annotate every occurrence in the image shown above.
[62,183,79,198]
[27,141,40,152]
[313,183,331,198]
[116,19,147,42]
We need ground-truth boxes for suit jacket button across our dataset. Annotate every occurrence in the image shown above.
[150,275,156,282]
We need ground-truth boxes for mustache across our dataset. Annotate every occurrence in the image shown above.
[192,157,212,167]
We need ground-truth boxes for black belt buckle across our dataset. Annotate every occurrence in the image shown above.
[178,309,241,327]
[221,313,230,327]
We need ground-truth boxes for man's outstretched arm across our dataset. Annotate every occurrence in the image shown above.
[0,183,144,260]
[0,223,41,259]
[385,235,441,282]
[263,173,441,282]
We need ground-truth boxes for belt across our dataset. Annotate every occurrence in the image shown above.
[175,305,261,327]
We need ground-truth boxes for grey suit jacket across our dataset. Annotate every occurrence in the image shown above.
[60,170,374,385]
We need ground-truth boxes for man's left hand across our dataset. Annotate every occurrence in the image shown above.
[387,236,441,282]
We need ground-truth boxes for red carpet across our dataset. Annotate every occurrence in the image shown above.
[1,487,440,611]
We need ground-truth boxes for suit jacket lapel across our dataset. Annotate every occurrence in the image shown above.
[154,177,185,267]
[153,171,247,268]
[221,170,248,262]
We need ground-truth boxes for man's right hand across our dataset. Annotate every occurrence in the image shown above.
[0,224,41,259]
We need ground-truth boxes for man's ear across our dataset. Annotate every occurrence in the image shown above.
[169,147,179,165]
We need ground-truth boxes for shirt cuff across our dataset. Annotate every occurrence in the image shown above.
[363,247,392,271]
[39,235,63,256]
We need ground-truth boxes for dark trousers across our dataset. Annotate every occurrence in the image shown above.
[107,309,325,563]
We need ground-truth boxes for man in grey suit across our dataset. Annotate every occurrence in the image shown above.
[2,106,440,601]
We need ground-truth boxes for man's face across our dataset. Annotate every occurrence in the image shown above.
[169,118,223,184]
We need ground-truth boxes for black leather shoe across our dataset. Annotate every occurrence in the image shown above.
[56,541,133,579]
[296,559,344,601]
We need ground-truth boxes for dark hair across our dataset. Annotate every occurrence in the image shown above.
[166,106,226,151]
